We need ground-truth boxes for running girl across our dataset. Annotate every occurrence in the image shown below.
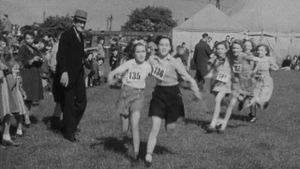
[251,44,279,119]
[108,42,152,162]
[145,36,205,167]
[205,41,232,132]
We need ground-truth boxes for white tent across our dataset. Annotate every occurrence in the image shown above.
[172,4,246,50]
[231,0,300,62]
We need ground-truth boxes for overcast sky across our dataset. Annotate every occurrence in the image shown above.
[0,0,243,30]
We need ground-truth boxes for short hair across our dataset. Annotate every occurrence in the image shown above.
[4,14,8,18]
[182,42,186,45]
[243,39,256,52]
[202,33,209,39]
[24,31,35,39]
[256,44,270,56]
[231,40,244,49]
[156,35,173,54]
[215,41,229,50]
[133,42,146,53]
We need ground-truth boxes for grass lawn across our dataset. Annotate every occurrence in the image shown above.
[1,70,300,169]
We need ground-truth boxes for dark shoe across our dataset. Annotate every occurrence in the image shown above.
[145,161,152,168]
[263,102,269,110]
[238,100,244,111]
[130,154,140,167]
[50,117,61,131]
[64,135,79,143]
[75,128,81,133]
[248,113,257,123]
[24,124,30,128]
[2,139,21,147]
[145,154,152,168]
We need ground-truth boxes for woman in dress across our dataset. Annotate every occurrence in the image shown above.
[252,44,279,113]
[0,59,20,146]
[17,32,44,127]
[218,40,259,131]
[205,41,232,132]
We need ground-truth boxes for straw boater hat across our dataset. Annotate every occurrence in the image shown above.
[73,9,87,22]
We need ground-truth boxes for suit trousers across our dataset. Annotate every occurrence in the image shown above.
[61,72,87,138]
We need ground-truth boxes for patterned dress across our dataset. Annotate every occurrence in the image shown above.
[253,57,277,106]
[230,53,256,98]
[208,54,232,94]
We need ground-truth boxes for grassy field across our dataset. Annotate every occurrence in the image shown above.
[1,70,300,169]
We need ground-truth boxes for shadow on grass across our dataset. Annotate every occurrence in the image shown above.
[90,136,173,160]
[230,114,250,122]
[184,118,210,130]
[184,117,247,131]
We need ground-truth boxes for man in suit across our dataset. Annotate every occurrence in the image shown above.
[192,33,212,90]
[56,9,88,142]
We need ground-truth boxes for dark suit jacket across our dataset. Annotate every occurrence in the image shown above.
[56,27,86,88]
[193,40,212,77]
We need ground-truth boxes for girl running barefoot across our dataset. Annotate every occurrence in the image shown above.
[251,44,279,120]
[108,42,152,162]
[205,41,232,132]
[145,36,205,167]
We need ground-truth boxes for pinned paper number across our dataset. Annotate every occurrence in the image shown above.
[216,72,229,83]
[152,66,166,80]
[127,71,141,81]
[233,64,242,73]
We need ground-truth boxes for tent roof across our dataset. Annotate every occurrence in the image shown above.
[174,4,246,33]
[231,0,300,35]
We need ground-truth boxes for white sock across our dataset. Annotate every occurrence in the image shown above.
[2,134,11,141]
[145,154,152,162]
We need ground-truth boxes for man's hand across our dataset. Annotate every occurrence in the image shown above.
[60,72,69,87]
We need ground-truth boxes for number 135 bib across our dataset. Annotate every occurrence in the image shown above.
[127,69,142,82]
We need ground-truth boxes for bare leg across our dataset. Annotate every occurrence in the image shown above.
[146,116,162,163]
[210,92,226,128]
[220,97,238,131]
[130,111,141,158]
[121,115,130,134]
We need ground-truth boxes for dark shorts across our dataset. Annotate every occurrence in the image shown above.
[149,85,185,124]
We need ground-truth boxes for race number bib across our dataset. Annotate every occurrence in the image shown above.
[233,64,242,73]
[152,65,166,80]
[216,72,229,83]
[127,69,141,82]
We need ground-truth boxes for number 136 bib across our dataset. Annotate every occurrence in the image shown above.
[152,65,166,81]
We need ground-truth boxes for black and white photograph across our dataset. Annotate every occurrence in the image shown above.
[0,0,300,168]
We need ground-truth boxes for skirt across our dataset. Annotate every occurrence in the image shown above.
[149,85,184,124]
[116,85,144,116]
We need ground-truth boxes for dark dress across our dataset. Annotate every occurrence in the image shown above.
[18,44,43,102]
